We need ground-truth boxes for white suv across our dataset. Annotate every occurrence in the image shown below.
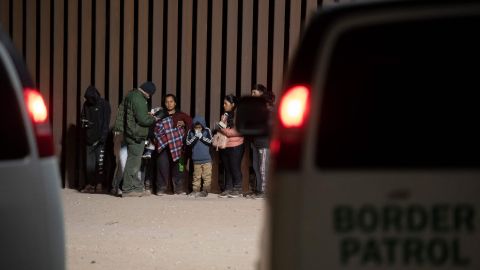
[237,1,480,269]
[0,26,64,269]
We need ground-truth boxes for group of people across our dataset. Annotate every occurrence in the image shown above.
[80,82,275,199]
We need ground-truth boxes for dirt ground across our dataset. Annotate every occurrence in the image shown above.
[62,189,265,270]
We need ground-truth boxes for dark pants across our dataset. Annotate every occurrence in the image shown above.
[142,158,153,191]
[251,143,269,193]
[122,141,144,193]
[219,144,244,191]
[85,143,105,186]
[155,148,185,193]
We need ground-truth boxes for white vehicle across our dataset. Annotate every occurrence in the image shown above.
[0,26,65,269]
[237,0,480,269]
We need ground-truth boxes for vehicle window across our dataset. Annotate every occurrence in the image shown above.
[0,56,29,160]
[316,16,480,168]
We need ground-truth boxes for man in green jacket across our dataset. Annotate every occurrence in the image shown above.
[122,81,157,197]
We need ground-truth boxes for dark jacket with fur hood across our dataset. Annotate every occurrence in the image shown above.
[81,86,111,145]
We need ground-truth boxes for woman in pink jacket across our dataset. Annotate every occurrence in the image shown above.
[217,94,244,198]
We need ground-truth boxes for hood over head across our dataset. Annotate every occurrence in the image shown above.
[192,115,207,129]
[84,85,100,105]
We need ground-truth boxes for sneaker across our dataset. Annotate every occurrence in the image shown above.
[228,190,241,198]
[153,189,168,196]
[80,184,95,193]
[198,191,208,197]
[243,191,255,198]
[122,191,144,197]
[188,191,199,197]
[218,190,231,198]
[254,192,265,199]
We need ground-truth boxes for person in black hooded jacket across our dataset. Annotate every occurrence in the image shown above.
[246,84,275,198]
[80,86,111,193]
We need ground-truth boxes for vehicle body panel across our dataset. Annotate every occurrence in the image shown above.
[0,25,65,270]
[266,1,480,269]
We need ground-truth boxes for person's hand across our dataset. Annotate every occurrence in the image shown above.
[196,132,202,138]
[217,121,226,129]
[177,120,185,127]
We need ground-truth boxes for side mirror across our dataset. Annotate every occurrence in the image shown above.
[236,96,271,136]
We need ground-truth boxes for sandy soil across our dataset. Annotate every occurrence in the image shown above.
[62,189,265,270]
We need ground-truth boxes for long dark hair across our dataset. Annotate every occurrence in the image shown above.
[224,94,238,128]
[163,93,177,104]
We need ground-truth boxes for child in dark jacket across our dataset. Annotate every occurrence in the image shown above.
[186,116,213,197]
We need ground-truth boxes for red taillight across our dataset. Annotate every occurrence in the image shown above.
[24,88,54,157]
[25,88,48,123]
[273,85,310,170]
[279,85,310,128]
